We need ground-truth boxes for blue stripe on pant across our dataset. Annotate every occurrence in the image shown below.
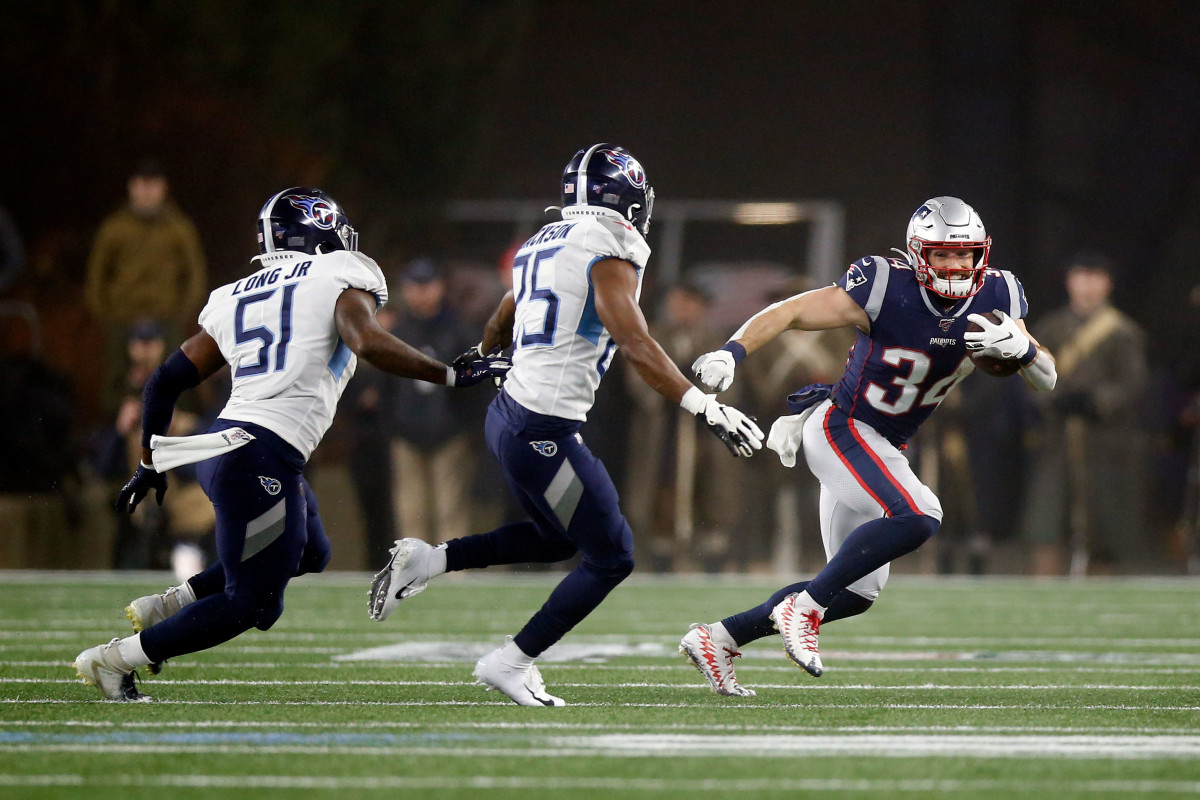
[463,394,634,657]
[140,420,330,663]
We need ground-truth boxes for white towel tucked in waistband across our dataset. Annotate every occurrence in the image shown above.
[149,428,256,472]
[765,405,820,469]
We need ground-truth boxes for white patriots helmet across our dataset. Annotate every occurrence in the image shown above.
[905,196,991,299]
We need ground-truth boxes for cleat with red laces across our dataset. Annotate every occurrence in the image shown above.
[770,592,825,677]
[679,623,756,697]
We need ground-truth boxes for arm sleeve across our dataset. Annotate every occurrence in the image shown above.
[141,349,203,449]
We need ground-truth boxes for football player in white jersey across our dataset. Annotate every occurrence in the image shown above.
[73,187,510,701]
[368,144,765,706]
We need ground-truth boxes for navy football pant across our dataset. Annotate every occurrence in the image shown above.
[140,421,330,663]
[444,396,634,658]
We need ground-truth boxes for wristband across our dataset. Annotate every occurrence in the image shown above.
[1019,341,1038,366]
[445,365,457,387]
[720,341,747,363]
[680,386,707,415]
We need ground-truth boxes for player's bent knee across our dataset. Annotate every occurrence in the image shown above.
[297,534,332,576]
[584,551,634,584]
[894,512,940,546]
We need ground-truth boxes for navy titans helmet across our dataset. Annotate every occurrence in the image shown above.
[561,144,654,235]
[257,187,358,255]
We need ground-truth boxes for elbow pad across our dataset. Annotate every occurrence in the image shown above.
[1021,350,1057,392]
[141,349,203,448]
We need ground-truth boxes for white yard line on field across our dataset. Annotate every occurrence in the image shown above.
[0,774,1198,793]
[6,677,1199,691]
[1,733,1199,760]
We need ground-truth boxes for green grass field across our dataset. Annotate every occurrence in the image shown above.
[2,570,1199,799]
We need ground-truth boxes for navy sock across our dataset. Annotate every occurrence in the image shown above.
[722,581,875,646]
[444,521,577,572]
[139,593,256,663]
[513,556,632,657]
[187,563,226,599]
[806,514,939,606]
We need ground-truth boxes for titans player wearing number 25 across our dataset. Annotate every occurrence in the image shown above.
[679,197,1059,696]
[73,188,510,700]
[367,144,764,706]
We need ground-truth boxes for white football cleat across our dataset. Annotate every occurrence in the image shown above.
[771,593,825,677]
[368,539,435,621]
[126,585,191,675]
[126,585,190,632]
[679,623,756,697]
[473,646,565,707]
[74,638,152,702]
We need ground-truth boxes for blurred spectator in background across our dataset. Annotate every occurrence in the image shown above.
[85,158,207,419]
[623,279,744,572]
[0,204,26,294]
[91,321,213,573]
[344,303,399,565]
[1021,253,1148,575]
[385,258,480,544]
[742,277,854,573]
[0,304,76,568]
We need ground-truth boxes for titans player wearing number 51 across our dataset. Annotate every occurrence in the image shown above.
[368,144,765,706]
[679,197,1058,697]
[73,188,510,700]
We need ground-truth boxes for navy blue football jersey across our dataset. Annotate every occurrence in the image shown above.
[831,256,1029,445]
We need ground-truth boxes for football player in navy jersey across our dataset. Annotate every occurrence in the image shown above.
[368,144,764,706]
[72,188,510,701]
[679,197,1058,696]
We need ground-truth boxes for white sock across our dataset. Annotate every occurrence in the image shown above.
[429,544,448,577]
[796,591,828,617]
[117,633,152,669]
[500,638,535,667]
[175,581,197,606]
[709,621,738,648]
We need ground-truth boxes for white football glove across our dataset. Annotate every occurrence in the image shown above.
[964,310,1033,361]
[691,349,737,392]
[680,387,764,457]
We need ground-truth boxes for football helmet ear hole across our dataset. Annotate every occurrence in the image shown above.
[561,144,654,235]
[257,187,357,256]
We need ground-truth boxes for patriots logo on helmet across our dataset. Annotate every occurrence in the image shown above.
[287,195,338,230]
[914,204,935,221]
[602,150,647,189]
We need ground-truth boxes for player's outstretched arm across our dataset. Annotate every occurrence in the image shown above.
[480,290,516,353]
[592,258,763,456]
[335,288,509,387]
[118,331,226,513]
[694,285,869,391]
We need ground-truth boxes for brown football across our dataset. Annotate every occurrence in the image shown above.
[967,312,1022,378]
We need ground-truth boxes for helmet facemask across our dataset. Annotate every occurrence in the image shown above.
[904,197,991,300]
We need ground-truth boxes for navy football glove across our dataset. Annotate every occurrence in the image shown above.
[449,344,512,388]
[115,461,167,514]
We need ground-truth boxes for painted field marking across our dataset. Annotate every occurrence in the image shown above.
[8,677,1200,692]
[4,719,1199,736]
[6,698,1198,711]
[0,773,1196,793]
[1,732,1199,759]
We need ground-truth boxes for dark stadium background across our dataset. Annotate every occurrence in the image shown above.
[4,1,1200,568]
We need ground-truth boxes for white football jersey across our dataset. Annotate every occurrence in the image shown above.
[502,209,651,421]
[198,249,388,459]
